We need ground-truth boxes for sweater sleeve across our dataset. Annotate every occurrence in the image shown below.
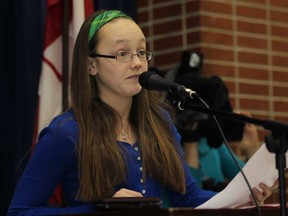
[7,127,94,216]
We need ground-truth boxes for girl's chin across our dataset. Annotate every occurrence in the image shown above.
[128,86,142,96]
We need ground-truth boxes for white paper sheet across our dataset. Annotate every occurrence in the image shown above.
[196,143,283,209]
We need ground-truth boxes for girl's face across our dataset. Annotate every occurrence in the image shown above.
[90,18,148,104]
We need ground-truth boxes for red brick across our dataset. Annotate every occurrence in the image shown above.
[154,35,183,50]
[147,41,152,52]
[199,1,232,15]
[229,97,236,108]
[272,26,288,37]
[237,21,267,34]
[240,98,269,110]
[199,15,233,30]
[274,116,288,124]
[225,81,236,94]
[202,63,235,77]
[239,67,268,80]
[239,83,269,95]
[141,26,149,38]
[271,0,288,8]
[272,40,288,53]
[237,5,266,19]
[186,15,233,30]
[137,0,148,7]
[274,101,288,112]
[273,56,288,68]
[153,19,182,35]
[251,113,269,120]
[257,130,270,143]
[186,1,200,13]
[238,36,267,49]
[153,4,181,20]
[273,71,288,83]
[200,47,234,61]
[187,31,201,44]
[238,52,268,65]
[137,11,149,23]
[271,10,288,23]
[201,31,233,46]
[273,86,288,97]
[153,0,175,4]
[237,0,266,4]
[186,15,201,29]
[154,51,182,66]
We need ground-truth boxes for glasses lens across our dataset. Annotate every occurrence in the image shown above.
[116,52,130,63]
[138,51,147,61]
[116,51,153,62]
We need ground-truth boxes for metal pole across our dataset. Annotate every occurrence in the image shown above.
[62,0,69,111]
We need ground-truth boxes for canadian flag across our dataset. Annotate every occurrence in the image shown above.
[36,0,94,205]
[36,0,94,137]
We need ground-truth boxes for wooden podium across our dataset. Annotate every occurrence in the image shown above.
[65,198,282,216]
[168,207,280,216]
[68,207,281,216]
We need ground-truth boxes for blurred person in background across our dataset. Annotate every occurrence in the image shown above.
[162,51,260,191]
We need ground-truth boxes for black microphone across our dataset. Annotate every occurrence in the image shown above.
[139,71,197,98]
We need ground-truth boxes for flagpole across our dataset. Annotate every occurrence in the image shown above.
[62,0,69,111]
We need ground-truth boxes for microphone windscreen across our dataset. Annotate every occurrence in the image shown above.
[139,71,173,91]
[139,71,153,89]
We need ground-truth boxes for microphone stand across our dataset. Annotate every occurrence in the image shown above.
[179,102,288,216]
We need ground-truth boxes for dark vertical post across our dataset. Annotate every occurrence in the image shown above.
[62,0,69,111]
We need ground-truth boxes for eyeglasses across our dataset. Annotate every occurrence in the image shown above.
[90,51,153,63]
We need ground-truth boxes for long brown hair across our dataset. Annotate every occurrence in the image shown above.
[70,10,185,202]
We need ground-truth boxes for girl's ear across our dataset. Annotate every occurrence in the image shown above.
[88,59,97,75]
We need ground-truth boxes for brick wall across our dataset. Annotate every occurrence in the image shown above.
[137,0,288,204]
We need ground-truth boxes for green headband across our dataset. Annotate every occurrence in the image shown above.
[89,10,131,41]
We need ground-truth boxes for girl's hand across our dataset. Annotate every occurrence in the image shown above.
[251,180,279,205]
[112,188,143,197]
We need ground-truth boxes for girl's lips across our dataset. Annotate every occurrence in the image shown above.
[128,74,141,79]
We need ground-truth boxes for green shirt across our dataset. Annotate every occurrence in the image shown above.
[189,138,245,187]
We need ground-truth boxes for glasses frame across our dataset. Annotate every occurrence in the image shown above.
[90,51,153,63]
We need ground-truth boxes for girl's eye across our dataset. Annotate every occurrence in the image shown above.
[138,50,146,57]
[116,51,128,58]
